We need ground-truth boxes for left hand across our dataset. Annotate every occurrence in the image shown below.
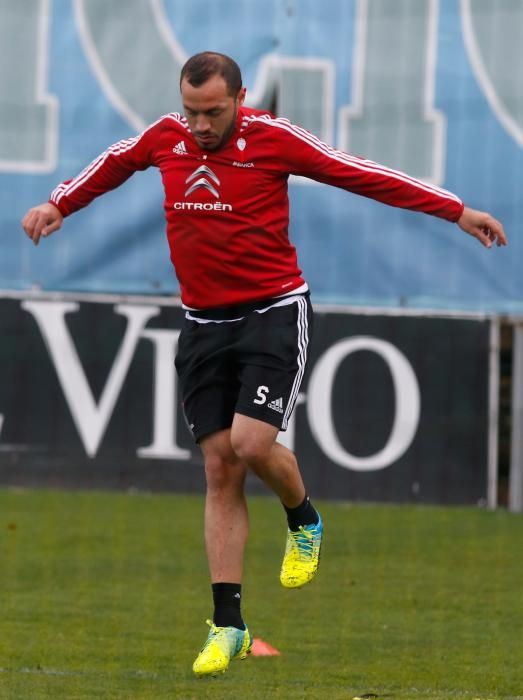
[457,206,507,248]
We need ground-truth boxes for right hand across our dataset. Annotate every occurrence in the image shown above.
[21,202,63,246]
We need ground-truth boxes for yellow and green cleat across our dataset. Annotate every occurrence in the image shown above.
[280,514,323,588]
[192,619,252,677]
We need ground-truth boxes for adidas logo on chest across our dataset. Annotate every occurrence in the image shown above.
[173,140,188,155]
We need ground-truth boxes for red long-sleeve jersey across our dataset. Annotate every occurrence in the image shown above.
[50,106,464,309]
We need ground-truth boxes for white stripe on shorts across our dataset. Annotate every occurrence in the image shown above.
[282,295,309,430]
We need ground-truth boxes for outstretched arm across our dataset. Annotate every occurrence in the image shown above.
[20,118,163,245]
[457,206,507,248]
[255,116,508,242]
[22,202,63,246]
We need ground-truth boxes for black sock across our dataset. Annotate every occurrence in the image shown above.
[284,495,319,531]
[212,583,245,630]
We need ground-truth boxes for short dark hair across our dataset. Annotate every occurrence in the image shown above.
[180,52,242,96]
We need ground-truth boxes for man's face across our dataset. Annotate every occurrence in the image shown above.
[181,74,246,151]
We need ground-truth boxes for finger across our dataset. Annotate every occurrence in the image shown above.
[494,225,507,246]
[474,228,493,249]
[487,228,506,247]
[31,213,48,246]
[22,210,37,237]
[25,211,46,241]
[484,216,507,246]
[42,219,61,237]
[29,220,43,245]
[32,228,42,246]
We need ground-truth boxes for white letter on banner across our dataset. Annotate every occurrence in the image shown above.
[248,55,335,144]
[461,0,523,148]
[338,0,444,183]
[21,301,159,457]
[75,0,334,142]
[307,336,420,471]
[0,0,58,172]
[137,329,190,460]
[74,0,186,130]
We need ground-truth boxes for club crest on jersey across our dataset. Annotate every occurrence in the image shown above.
[236,137,246,151]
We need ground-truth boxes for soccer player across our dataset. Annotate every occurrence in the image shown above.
[22,51,506,677]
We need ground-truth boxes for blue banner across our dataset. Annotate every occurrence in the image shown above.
[1,0,521,311]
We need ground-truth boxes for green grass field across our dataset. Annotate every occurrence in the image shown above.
[1,488,522,700]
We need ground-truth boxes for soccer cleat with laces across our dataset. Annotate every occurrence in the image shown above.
[192,619,252,677]
[280,514,323,588]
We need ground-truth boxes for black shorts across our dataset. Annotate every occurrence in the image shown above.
[175,294,313,442]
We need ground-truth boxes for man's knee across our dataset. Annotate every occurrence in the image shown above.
[230,420,277,469]
[204,453,245,492]
[231,438,267,468]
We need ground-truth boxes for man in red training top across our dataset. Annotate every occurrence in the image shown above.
[22,51,506,677]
